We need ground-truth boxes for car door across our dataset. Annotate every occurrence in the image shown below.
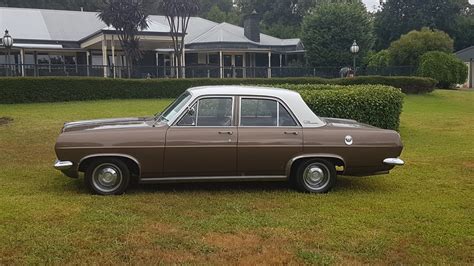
[238,97,303,176]
[164,96,237,177]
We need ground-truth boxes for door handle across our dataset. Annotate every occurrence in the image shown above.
[218,131,233,135]
[284,131,299,135]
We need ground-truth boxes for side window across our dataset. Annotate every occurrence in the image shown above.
[240,98,278,126]
[279,103,298,127]
[197,98,233,126]
[178,97,233,127]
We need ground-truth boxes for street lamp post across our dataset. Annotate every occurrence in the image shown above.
[2,30,14,77]
[350,40,360,76]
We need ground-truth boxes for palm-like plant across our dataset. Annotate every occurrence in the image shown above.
[98,0,149,78]
[160,0,200,78]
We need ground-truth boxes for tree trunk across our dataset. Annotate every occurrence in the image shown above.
[127,55,133,79]
[176,52,182,79]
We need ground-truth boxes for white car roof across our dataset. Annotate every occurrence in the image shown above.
[186,86,326,128]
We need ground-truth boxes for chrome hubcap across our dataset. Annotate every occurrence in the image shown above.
[92,163,122,193]
[303,163,330,189]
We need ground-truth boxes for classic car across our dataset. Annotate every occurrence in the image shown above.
[54,86,404,195]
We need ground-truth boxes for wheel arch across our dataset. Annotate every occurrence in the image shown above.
[286,154,346,178]
[78,154,141,178]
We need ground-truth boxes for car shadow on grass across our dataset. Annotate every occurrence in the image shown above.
[130,176,389,194]
[53,174,390,195]
[133,181,292,194]
[50,171,396,194]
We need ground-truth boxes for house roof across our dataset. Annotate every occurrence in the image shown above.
[0,7,302,51]
[0,7,107,41]
[456,46,474,61]
[187,22,300,47]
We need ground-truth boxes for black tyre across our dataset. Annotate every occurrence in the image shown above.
[85,158,130,195]
[295,159,337,193]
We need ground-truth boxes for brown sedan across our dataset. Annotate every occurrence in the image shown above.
[54,86,404,195]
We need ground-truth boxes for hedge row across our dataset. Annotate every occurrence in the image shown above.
[276,84,404,130]
[0,76,434,104]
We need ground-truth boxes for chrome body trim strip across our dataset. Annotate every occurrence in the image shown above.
[54,160,73,171]
[78,153,142,176]
[139,175,287,184]
[383,158,405,166]
[285,154,346,177]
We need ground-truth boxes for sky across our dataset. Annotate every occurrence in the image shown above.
[362,0,474,11]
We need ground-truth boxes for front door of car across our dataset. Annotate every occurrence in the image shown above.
[237,97,303,176]
[164,96,237,177]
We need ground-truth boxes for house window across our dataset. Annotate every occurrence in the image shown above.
[208,53,219,65]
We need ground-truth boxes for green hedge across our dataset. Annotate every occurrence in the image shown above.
[276,84,404,130]
[328,76,436,94]
[418,51,468,89]
[0,76,434,104]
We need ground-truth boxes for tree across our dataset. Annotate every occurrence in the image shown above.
[365,50,390,68]
[1,0,106,11]
[418,51,468,88]
[452,14,474,51]
[204,4,240,24]
[387,28,454,66]
[98,0,149,78]
[205,5,226,22]
[374,0,473,50]
[199,0,233,14]
[160,0,200,78]
[0,0,167,14]
[301,1,374,67]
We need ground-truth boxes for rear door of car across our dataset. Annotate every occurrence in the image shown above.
[164,96,237,177]
[237,96,303,176]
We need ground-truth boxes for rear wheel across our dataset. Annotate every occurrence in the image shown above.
[85,158,130,195]
[296,159,336,193]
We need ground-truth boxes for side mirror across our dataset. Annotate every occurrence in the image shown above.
[187,107,195,116]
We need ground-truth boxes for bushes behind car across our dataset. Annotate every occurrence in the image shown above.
[275,84,404,130]
[0,76,433,104]
[418,51,468,89]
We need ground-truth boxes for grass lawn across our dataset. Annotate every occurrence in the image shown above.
[0,90,472,264]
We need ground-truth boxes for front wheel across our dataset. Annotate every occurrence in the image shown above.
[296,159,337,193]
[85,158,130,195]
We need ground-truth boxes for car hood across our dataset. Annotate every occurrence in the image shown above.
[62,117,156,132]
[322,117,378,129]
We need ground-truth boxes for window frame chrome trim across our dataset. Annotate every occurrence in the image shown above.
[238,96,301,128]
[172,95,235,128]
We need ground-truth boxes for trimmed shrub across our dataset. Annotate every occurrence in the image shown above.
[330,76,436,94]
[276,84,404,130]
[418,51,469,88]
[0,76,434,104]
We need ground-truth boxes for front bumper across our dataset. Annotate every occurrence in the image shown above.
[383,158,405,166]
[54,160,73,170]
[54,160,78,178]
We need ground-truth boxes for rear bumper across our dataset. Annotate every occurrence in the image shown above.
[383,158,405,166]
